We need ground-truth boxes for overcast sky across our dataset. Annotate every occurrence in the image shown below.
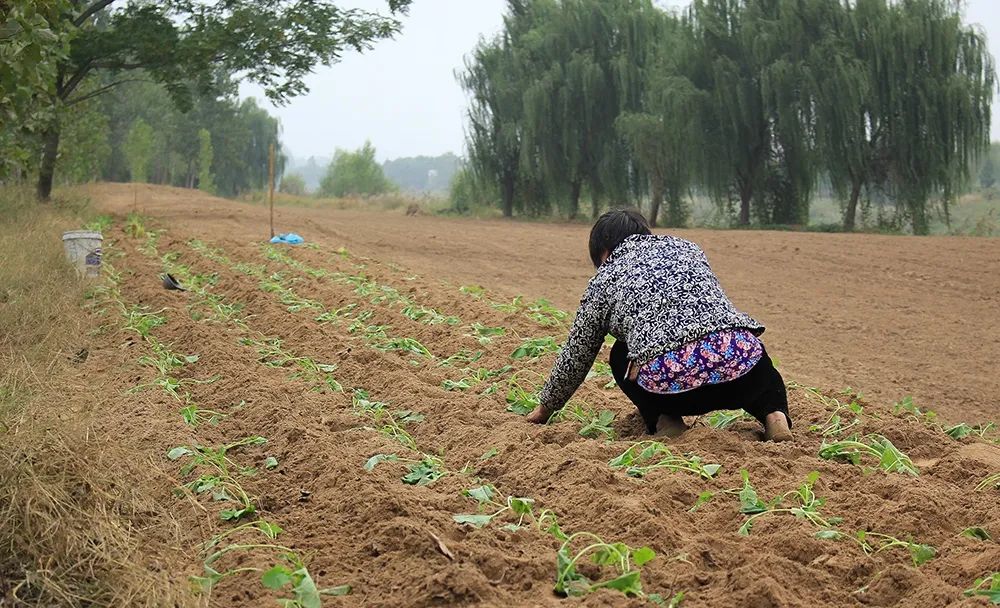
[242,0,1000,162]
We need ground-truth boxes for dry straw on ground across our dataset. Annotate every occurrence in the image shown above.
[0,188,190,607]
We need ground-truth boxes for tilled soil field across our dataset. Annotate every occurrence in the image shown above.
[59,184,1000,607]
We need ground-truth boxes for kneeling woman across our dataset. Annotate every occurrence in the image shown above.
[526,209,792,441]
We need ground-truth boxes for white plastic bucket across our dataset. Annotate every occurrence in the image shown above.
[62,230,103,278]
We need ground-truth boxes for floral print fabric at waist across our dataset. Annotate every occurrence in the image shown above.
[636,328,764,394]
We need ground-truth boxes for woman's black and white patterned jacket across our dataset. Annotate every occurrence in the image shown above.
[538,234,764,413]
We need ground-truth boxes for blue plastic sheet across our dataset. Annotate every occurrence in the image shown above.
[269,232,304,245]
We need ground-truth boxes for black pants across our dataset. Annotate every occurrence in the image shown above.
[609,339,792,435]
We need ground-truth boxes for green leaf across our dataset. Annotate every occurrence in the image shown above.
[961,526,991,541]
[364,453,397,472]
[909,543,936,566]
[452,513,493,528]
[167,446,192,460]
[509,497,534,515]
[479,448,499,461]
[592,570,642,595]
[633,546,656,566]
[815,529,845,540]
[261,565,293,590]
[319,584,352,596]
[264,456,279,469]
[464,485,495,504]
[506,402,535,416]
[292,567,322,608]
[220,505,254,521]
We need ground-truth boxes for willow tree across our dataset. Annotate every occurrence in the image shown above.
[686,0,771,225]
[880,0,994,233]
[517,0,658,218]
[808,0,882,231]
[459,31,525,217]
[616,13,703,227]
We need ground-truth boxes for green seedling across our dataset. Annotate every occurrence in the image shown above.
[491,296,524,313]
[121,304,167,338]
[506,384,539,415]
[525,298,569,326]
[961,526,991,541]
[848,531,936,566]
[131,373,219,402]
[704,410,753,429]
[365,453,446,486]
[85,215,114,232]
[262,554,351,606]
[376,336,432,358]
[553,403,616,440]
[401,303,459,325]
[554,531,656,598]
[737,470,842,536]
[438,349,483,367]
[977,472,1000,491]
[352,390,418,450]
[964,572,1000,604]
[893,396,937,423]
[453,487,660,601]
[467,322,505,345]
[459,285,485,298]
[195,534,348,606]
[124,212,148,238]
[585,361,617,389]
[945,422,996,440]
[168,436,268,521]
[818,434,918,475]
[511,336,560,359]
[445,365,513,392]
[138,340,198,375]
[453,484,539,531]
[180,404,230,426]
[609,442,721,479]
[789,383,865,437]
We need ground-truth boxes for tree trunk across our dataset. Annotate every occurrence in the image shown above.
[738,181,752,226]
[568,180,581,220]
[844,179,863,231]
[36,126,61,202]
[500,174,515,218]
[648,176,663,228]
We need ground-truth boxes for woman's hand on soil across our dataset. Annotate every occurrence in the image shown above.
[526,407,552,424]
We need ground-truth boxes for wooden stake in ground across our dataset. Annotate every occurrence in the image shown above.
[268,142,276,239]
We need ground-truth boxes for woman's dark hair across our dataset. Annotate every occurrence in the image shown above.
[588,208,651,267]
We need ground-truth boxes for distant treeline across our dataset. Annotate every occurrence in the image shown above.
[284,152,460,195]
[459,0,995,233]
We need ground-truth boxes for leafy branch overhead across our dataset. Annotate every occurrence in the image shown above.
[6,0,413,199]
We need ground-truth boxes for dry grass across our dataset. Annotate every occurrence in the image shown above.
[0,187,191,607]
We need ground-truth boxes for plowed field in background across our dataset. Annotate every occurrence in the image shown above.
[63,183,999,607]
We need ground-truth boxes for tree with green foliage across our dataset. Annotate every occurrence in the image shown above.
[879,0,993,234]
[449,165,496,213]
[684,0,772,226]
[56,93,111,185]
[280,173,307,196]
[616,13,702,227]
[123,118,154,183]
[22,0,411,201]
[979,144,998,190]
[0,1,71,178]
[319,141,394,198]
[197,128,215,194]
[460,26,525,217]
